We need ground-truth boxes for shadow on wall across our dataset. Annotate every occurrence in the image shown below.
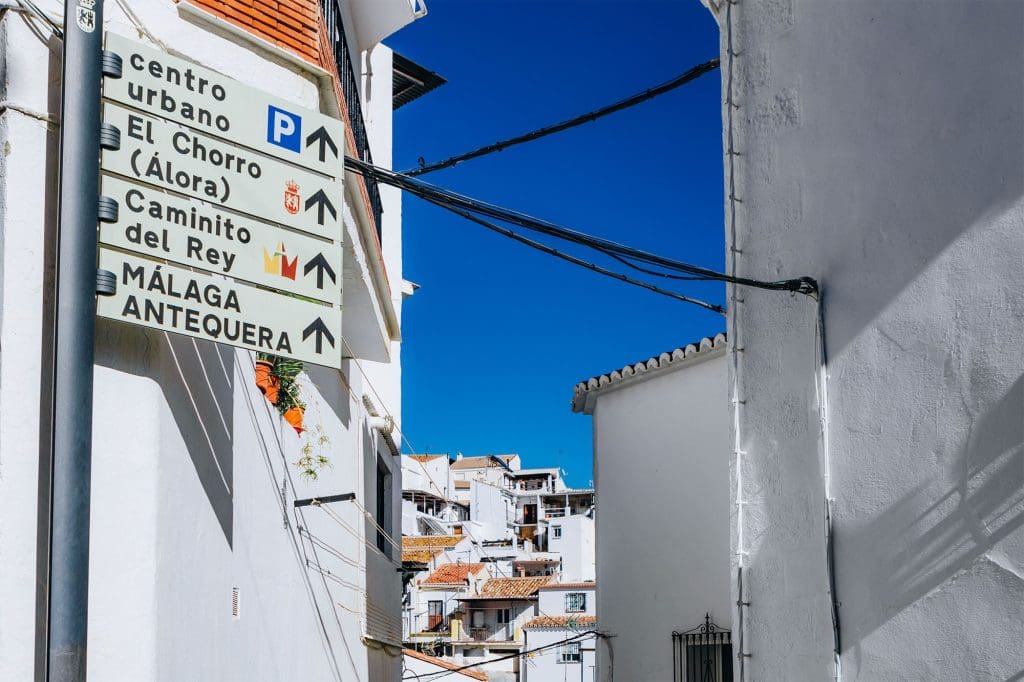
[839,373,1024,647]
[792,1,1024,358]
[94,321,235,547]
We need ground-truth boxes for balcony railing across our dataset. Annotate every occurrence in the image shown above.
[320,0,384,240]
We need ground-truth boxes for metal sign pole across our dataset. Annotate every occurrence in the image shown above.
[47,0,104,678]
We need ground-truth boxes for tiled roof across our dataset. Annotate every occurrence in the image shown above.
[461,576,552,600]
[538,582,596,590]
[523,615,597,630]
[571,333,727,414]
[403,648,488,681]
[402,550,436,564]
[402,535,462,549]
[450,455,515,471]
[422,563,487,585]
[408,454,447,463]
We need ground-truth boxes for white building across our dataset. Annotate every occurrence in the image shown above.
[452,576,553,682]
[707,0,1024,679]
[403,453,596,681]
[0,1,436,679]
[572,335,732,682]
[521,583,598,682]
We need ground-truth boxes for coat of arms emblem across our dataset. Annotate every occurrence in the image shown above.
[284,181,300,215]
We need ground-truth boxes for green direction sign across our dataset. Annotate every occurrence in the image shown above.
[101,102,343,239]
[103,33,346,179]
[99,175,342,306]
[97,249,342,368]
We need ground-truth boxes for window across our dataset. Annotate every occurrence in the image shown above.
[558,642,582,664]
[376,456,393,557]
[566,592,586,612]
[496,608,511,625]
[552,526,562,539]
[427,601,444,630]
[471,609,485,628]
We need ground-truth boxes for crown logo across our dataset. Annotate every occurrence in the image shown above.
[284,181,301,215]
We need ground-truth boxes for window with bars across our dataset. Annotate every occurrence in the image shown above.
[673,614,733,682]
[565,592,587,612]
[558,642,582,664]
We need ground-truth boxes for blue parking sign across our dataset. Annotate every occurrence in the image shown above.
[267,105,302,152]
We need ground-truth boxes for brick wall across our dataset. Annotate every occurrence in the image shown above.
[183,0,321,64]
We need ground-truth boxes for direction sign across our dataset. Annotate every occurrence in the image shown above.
[101,102,343,239]
[97,249,342,368]
[103,33,346,179]
[99,175,342,305]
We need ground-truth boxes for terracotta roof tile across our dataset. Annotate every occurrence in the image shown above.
[450,455,515,471]
[402,535,462,549]
[462,576,552,600]
[523,615,597,630]
[403,648,489,681]
[402,550,436,564]
[422,563,488,585]
[409,454,447,462]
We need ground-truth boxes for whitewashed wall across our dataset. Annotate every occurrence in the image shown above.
[718,1,1024,679]
[546,515,595,583]
[584,350,731,681]
[521,629,597,682]
[0,2,408,680]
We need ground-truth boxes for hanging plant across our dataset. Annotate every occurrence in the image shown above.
[254,353,332,480]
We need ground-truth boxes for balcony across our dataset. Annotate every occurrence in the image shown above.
[320,0,384,241]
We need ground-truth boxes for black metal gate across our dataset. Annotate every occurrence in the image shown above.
[672,614,733,682]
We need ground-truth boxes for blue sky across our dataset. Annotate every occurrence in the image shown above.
[387,1,723,488]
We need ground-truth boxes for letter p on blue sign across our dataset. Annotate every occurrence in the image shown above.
[267,105,302,152]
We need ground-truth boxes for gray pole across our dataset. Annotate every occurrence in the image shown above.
[47,0,104,679]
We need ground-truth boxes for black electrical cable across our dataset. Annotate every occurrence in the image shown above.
[403,58,720,176]
[346,156,818,297]
[423,194,726,314]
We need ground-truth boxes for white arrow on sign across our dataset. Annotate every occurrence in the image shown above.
[99,175,343,306]
[101,102,344,240]
[103,33,346,179]
[97,248,342,368]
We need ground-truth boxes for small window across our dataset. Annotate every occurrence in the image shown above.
[496,608,511,624]
[552,526,562,539]
[566,592,586,612]
[558,642,582,664]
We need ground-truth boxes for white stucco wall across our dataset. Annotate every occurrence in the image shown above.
[718,1,1024,679]
[585,350,731,681]
[0,2,409,680]
[521,629,597,682]
[546,515,595,583]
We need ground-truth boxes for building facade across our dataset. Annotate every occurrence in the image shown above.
[572,335,732,682]
[709,0,1024,679]
[521,584,598,682]
[402,453,596,681]
[0,1,434,679]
